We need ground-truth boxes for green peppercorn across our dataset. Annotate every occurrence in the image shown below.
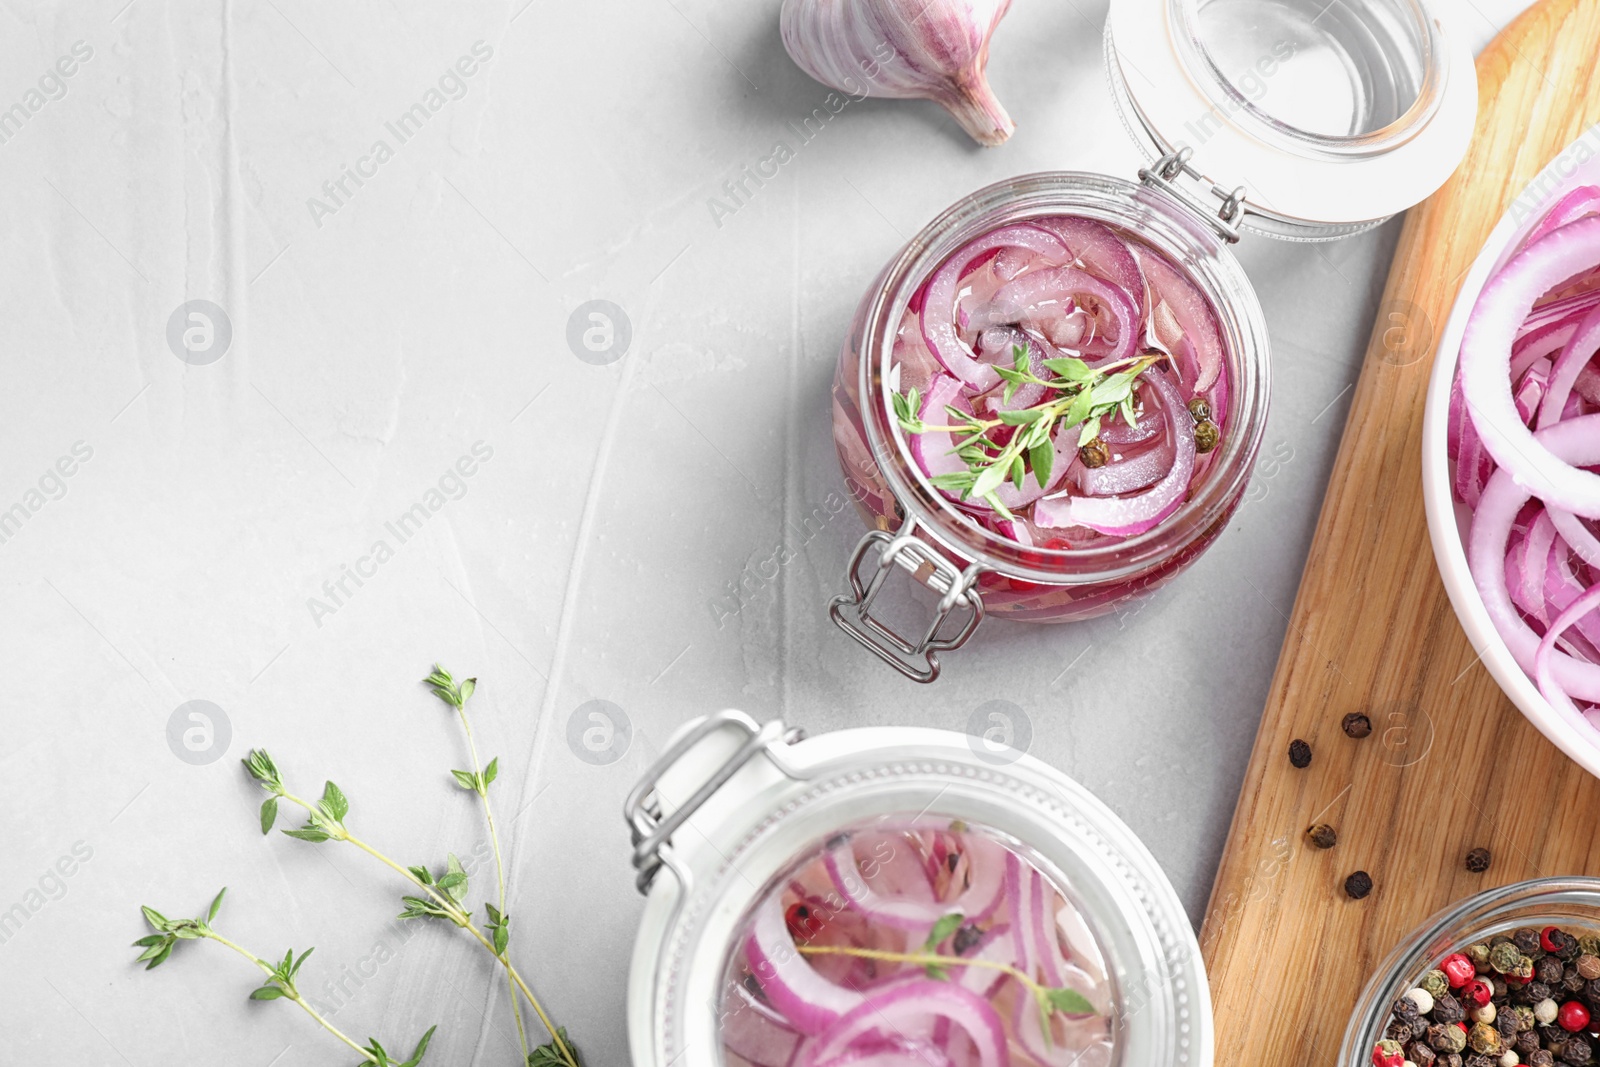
[1491,942,1524,973]
[1079,438,1110,469]
[1513,1005,1536,1032]
[1306,823,1337,849]
[1514,955,1536,980]
[1580,936,1600,958]
[1468,943,1492,967]
[1194,419,1220,453]
[1422,970,1451,998]
[1186,396,1212,423]
[1430,1022,1468,1053]
[1468,1022,1501,1055]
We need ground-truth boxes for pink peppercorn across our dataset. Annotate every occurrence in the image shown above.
[1442,953,1476,988]
[1542,926,1563,953]
[1371,1040,1404,1067]
[1559,1000,1591,1032]
[1463,978,1493,1006]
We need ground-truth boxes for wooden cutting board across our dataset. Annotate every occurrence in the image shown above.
[1198,0,1600,1059]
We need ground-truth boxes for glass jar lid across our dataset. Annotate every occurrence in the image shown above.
[624,711,1211,1066]
[1106,0,1477,239]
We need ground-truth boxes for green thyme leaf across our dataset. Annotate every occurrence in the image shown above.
[1078,415,1102,447]
[281,828,331,843]
[1012,344,1029,373]
[1042,356,1094,382]
[206,887,227,923]
[482,757,498,788]
[924,913,965,950]
[1030,438,1055,487]
[1043,987,1097,1016]
[997,407,1047,426]
[259,797,278,835]
[450,769,477,791]
[319,781,348,823]
[1010,454,1026,491]
[970,463,1007,500]
[249,985,286,1000]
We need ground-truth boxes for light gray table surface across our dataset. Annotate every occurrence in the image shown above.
[0,1,1535,1064]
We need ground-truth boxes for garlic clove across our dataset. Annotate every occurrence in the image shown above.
[781,0,1016,147]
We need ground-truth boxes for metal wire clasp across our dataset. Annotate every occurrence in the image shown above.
[623,710,806,896]
[829,517,985,684]
[1138,147,1249,244]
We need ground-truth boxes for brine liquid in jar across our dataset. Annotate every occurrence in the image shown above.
[888,216,1230,549]
[715,816,1116,1067]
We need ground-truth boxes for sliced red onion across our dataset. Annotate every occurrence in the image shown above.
[1524,185,1600,248]
[803,981,1009,1067]
[910,374,975,497]
[1535,582,1600,718]
[1034,371,1195,536]
[1467,415,1600,701]
[1138,248,1223,393]
[1537,300,1600,429]
[1076,434,1174,497]
[823,839,949,932]
[1030,216,1145,319]
[745,898,865,1035]
[1459,216,1600,517]
[977,266,1138,365]
[921,226,1070,390]
[955,923,1013,1000]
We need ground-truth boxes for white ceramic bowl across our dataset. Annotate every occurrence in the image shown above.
[1421,121,1600,778]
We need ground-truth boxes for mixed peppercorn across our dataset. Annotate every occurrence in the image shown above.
[1375,925,1600,1067]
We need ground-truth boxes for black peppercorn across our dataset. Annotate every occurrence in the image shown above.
[1496,1010,1518,1039]
[1463,1054,1494,1067]
[1307,823,1338,849]
[1515,928,1543,954]
[1442,1055,1464,1067]
[1342,712,1373,738]
[1194,420,1220,453]
[1387,1020,1414,1044]
[1538,956,1567,984]
[1289,738,1313,768]
[952,923,983,956]
[1561,1033,1591,1064]
[1411,1045,1437,1067]
[1523,981,1553,1005]
[1530,1051,1555,1067]
[1344,870,1373,899]
[1434,993,1466,1024]
[1557,930,1582,960]
[1464,847,1492,872]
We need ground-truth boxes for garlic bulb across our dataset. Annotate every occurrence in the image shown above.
[780,0,1015,147]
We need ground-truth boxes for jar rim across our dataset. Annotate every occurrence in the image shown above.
[854,171,1271,586]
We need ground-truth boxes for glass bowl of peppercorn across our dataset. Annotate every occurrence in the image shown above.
[1340,878,1600,1067]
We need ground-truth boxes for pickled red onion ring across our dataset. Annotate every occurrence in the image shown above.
[1459,216,1600,517]
[921,226,1070,389]
[1034,371,1196,536]
[744,899,864,1034]
[803,981,1009,1067]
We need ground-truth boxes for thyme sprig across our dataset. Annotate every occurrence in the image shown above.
[244,745,580,1067]
[797,908,1098,1045]
[892,346,1160,518]
[134,888,437,1066]
[426,664,526,1062]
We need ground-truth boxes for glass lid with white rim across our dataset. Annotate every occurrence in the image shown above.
[1105,0,1477,239]
[623,712,1211,1067]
